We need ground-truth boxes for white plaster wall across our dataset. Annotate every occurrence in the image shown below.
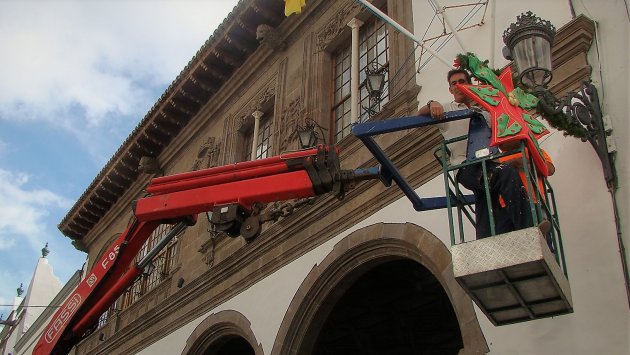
[410,0,629,353]
[139,1,629,354]
[19,258,62,335]
[571,0,630,279]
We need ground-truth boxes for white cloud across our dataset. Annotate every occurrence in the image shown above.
[0,0,237,153]
[0,169,72,251]
[0,1,240,314]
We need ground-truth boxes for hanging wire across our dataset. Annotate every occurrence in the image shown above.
[416,0,487,73]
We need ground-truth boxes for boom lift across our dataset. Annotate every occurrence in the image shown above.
[35,109,572,354]
[33,146,381,355]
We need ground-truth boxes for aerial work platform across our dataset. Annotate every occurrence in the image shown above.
[452,227,573,325]
[352,110,574,325]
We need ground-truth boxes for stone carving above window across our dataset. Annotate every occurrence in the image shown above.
[256,24,286,51]
[316,2,360,51]
[235,82,277,131]
[191,137,221,171]
[278,96,305,152]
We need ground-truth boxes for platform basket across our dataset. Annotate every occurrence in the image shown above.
[452,227,573,325]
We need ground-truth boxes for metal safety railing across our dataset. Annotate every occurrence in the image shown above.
[438,136,568,278]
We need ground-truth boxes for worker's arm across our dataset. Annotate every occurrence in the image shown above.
[544,156,556,176]
[418,100,445,119]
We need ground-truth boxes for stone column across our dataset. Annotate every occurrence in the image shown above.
[251,110,264,160]
[347,18,363,124]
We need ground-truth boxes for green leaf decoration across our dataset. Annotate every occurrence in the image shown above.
[470,86,500,106]
[512,87,539,110]
[497,113,522,137]
[523,114,548,134]
[455,52,588,139]
[467,54,507,95]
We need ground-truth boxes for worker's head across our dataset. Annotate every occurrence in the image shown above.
[447,69,472,104]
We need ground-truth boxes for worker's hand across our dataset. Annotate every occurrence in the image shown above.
[429,101,445,119]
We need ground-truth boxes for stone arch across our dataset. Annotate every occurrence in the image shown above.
[182,310,263,355]
[271,222,488,355]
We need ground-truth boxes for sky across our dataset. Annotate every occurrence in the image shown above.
[0,0,240,323]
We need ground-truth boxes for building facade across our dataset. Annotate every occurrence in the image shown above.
[57,0,628,354]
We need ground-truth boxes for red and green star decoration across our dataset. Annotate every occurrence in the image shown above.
[455,53,551,177]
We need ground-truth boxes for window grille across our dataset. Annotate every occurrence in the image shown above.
[96,223,179,329]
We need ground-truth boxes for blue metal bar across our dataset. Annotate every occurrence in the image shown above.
[352,109,479,137]
[353,109,480,212]
[358,134,474,211]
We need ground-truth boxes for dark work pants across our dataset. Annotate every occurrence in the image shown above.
[457,162,533,239]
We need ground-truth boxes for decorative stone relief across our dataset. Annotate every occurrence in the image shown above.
[198,237,215,266]
[191,136,221,171]
[316,2,360,51]
[198,229,227,266]
[256,24,286,51]
[277,97,305,152]
[235,82,276,131]
[138,156,161,175]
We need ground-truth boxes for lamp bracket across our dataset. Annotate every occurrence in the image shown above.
[536,82,615,186]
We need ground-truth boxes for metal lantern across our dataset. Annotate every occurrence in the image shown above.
[365,66,386,99]
[503,11,556,91]
[297,125,317,149]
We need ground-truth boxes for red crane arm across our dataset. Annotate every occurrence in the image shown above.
[34,145,376,355]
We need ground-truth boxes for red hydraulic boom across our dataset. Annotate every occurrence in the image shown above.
[33,145,379,355]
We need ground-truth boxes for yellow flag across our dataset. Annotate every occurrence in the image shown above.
[285,0,306,16]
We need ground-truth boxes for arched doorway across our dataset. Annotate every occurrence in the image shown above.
[182,310,263,355]
[312,259,463,354]
[272,223,488,355]
[203,335,254,355]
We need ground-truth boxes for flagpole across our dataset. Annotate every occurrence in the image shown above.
[355,0,454,69]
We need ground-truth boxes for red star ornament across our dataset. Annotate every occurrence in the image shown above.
[457,67,551,177]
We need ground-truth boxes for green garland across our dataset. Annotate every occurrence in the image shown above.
[454,52,587,139]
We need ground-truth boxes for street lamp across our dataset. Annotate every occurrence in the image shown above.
[502,11,555,93]
[365,65,386,99]
[503,11,615,186]
[296,118,327,149]
[297,124,318,149]
[363,64,387,118]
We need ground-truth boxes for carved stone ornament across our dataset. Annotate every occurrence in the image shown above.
[278,97,305,152]
[138,156,161,174]
[197,238,215,266]
[236,83,276,131]
[316,2,360,51]
[191,136,221,171]
[197,229,227,266]
[256,24,286,51]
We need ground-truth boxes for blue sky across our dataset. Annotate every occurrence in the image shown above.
[0,0,239,322]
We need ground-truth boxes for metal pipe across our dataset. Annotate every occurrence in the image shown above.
[138,221,187,269]
[489,0,496,67]
[355,0,453,69]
